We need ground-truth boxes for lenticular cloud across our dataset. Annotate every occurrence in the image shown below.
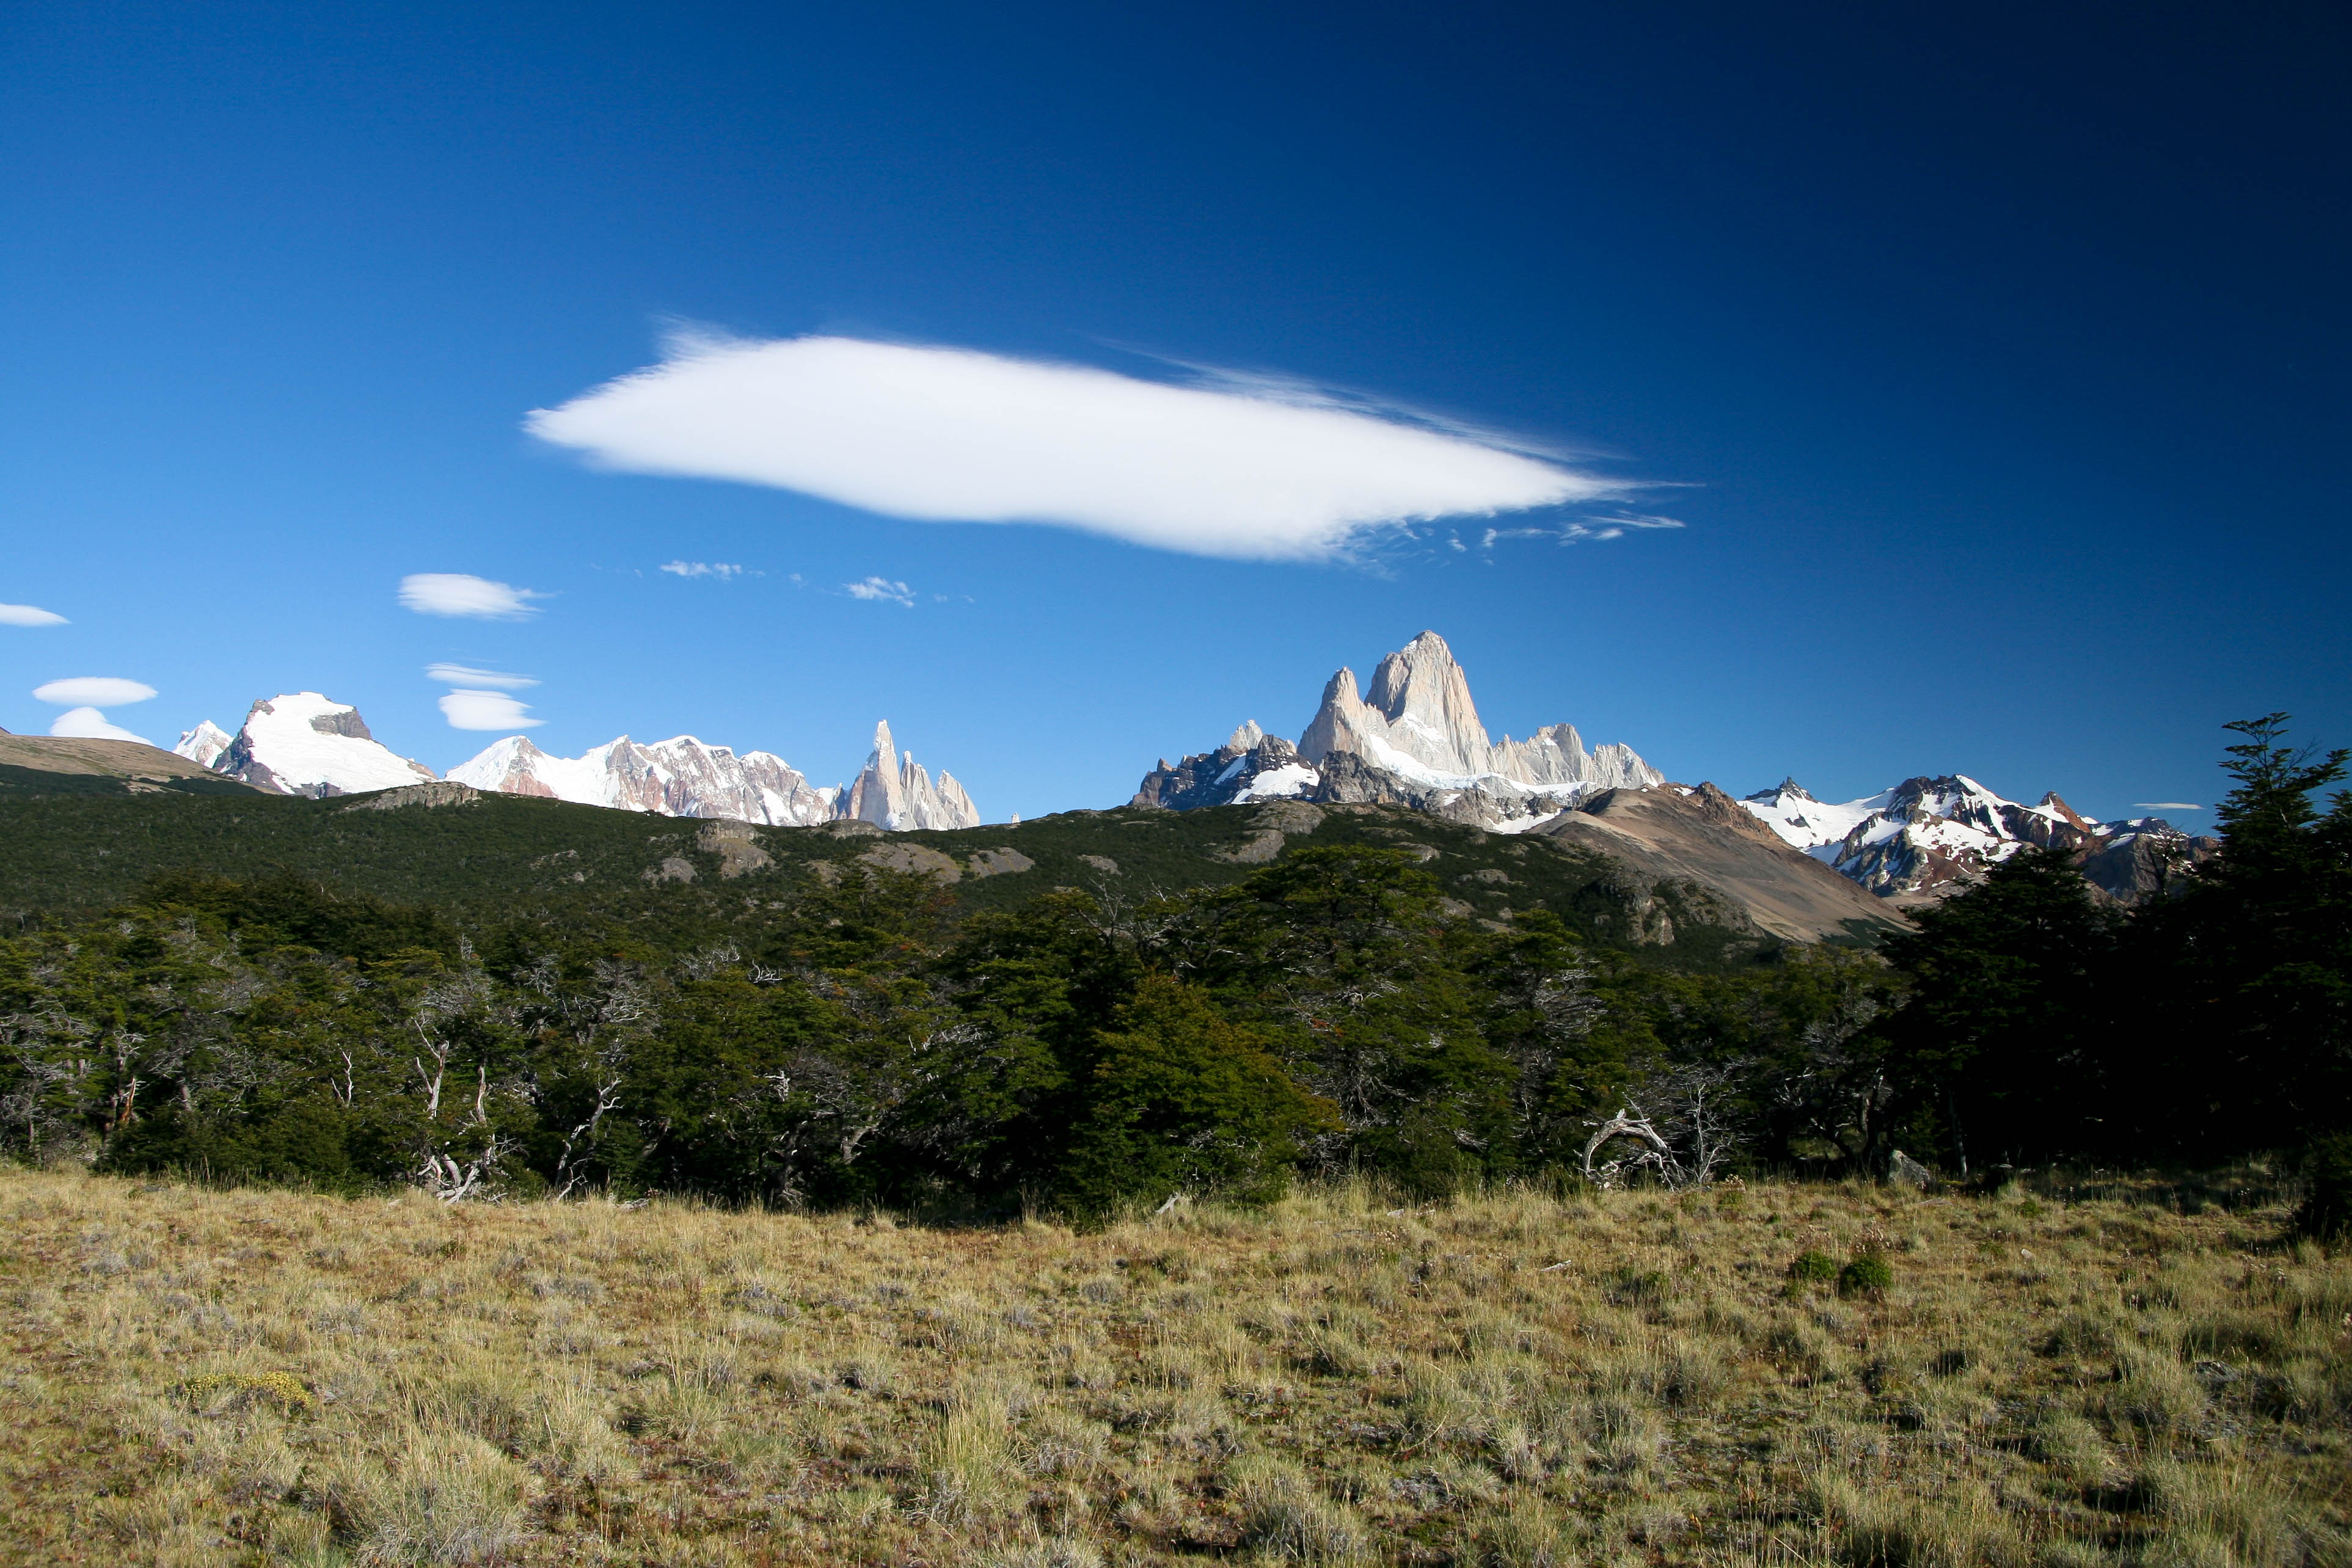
[526,335,1614,561]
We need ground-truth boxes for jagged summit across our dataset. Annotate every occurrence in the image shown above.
[447,719,979,831]
[182,694,437,799]
[842,721,979,831]
[1137,631,1660,830]
[448,733,840,825]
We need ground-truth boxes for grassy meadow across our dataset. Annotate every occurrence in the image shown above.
[1,1166,2347,1567]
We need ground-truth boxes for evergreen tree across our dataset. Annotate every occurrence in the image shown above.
[1882,845,2119,1165]
[2126,715,2352,1150]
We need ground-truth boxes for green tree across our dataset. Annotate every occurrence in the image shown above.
[2125,715,2352,1150]
[1057,975,1336,1215]
[1882,845,2119,1167]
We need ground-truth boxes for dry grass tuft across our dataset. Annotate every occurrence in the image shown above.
[0,1165,2346,1564]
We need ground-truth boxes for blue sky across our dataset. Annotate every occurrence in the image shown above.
[4,2,2347,826]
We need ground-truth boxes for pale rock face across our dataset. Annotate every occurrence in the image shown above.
[1291,631,1660,828]
[449,719,979,831]
[173,720,234,771]
[1739,775,2215,904]
[1138,632,1657,829]
[843,721,981,831]
[205,694,437,798]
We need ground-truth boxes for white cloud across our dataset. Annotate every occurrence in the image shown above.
[844,576,916,607]
[33,676,157,706]
[49,706,150,743]
[398,573,544,619]
[425,663,538,690]
[2134,802,2202,811]
[526,334,1630,562]
[0,603,67,627]
[1482,512,1687,549]
[439,689,544,730]
[659,560,744,578]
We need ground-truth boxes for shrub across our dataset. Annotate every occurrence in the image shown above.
[1788,1250,1839,1286]
[2295,1132,2352,1242]
[1838,1254,1894,1298]
[178,1370,314,1414]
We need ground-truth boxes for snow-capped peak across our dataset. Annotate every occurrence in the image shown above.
[173,720,234,771]
[206,693,437,798]
[1737,772,2198,902]
[447,720,976,830]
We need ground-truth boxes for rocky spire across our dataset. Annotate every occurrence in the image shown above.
[842,721,981,830]
[1294,631,1659,795]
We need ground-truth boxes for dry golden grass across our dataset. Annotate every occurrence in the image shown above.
[2,1167,2348,1567]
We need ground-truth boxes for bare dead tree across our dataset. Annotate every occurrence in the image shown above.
[419,1135,514,1203]
[1580,1062,1748,1190]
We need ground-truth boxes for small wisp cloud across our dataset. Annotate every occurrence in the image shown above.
[659,560,744,578]
[0,603,68,627]
[425,663,538,690]
[527,334,1632,562]
[844,576,916,607]
[399,573,544,619]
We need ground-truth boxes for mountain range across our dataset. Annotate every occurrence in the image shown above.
[1739,776,2215,905]
[173,698,981,830]
[119,629,2212,924]
[1136,631,1660,827]
[1130,630,2212,908]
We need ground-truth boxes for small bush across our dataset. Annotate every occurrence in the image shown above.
[1788,1250,1839,1285]
[1838,1255,1894,1298]
[178,1370,314,1414]
[2295,1132,2352,1242]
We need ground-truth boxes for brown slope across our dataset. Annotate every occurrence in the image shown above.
[0,735,256,790]
[1539,782,1906,943]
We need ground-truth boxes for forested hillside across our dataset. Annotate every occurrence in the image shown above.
[1,717,2345,1223]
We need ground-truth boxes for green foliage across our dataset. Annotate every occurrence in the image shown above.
[7,709,2343,1207]
[1788,1250,1839,1285]
[1838,1254,1894,1297]
[1056,975,1338,1215]
[1880,845,2118,1167]
[2125,715,2352,1151]
[2297,1132,2352,1241]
